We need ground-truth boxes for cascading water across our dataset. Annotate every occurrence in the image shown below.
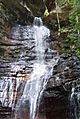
[15,17,59,119]
[70,83,80,119]
[0,17,59,119]
[0,13,80,119]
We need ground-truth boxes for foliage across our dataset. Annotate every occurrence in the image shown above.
[44,7,49,17]
[61,0,80,57]
[69,0,80,55]
[43,0,80,57]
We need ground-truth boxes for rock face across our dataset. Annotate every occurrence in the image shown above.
[19,52,80,119]
[0,101,12,116]
[48,54,80,87]
[42,54,80,119]
[1,54,80,119]
[0,24,80,119]
[0,11,80,118]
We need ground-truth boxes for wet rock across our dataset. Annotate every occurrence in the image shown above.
[0,101,2,107]
[38,85,70,119]
[0,101,12,115]
[42,54,80,119]
[0,107,12,115]
[47,54,80,88]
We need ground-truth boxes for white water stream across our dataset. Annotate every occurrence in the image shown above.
[0,17,59,119]
[16,17,59,119]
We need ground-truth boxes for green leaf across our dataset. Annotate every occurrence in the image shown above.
[44,7,49,17]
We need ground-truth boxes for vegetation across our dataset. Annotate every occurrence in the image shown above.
[60,0,80,57]
[43,0,80,57]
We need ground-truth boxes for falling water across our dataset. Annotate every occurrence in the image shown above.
[70,83,80,119]
[33,17,50,62]
[0,17,59,119]
[16,17,59,119]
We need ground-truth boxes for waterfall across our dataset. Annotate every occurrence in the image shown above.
[70,83,80,119]
[0,17,59,119]
[15,17,59,119]
[33,17,50,62]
